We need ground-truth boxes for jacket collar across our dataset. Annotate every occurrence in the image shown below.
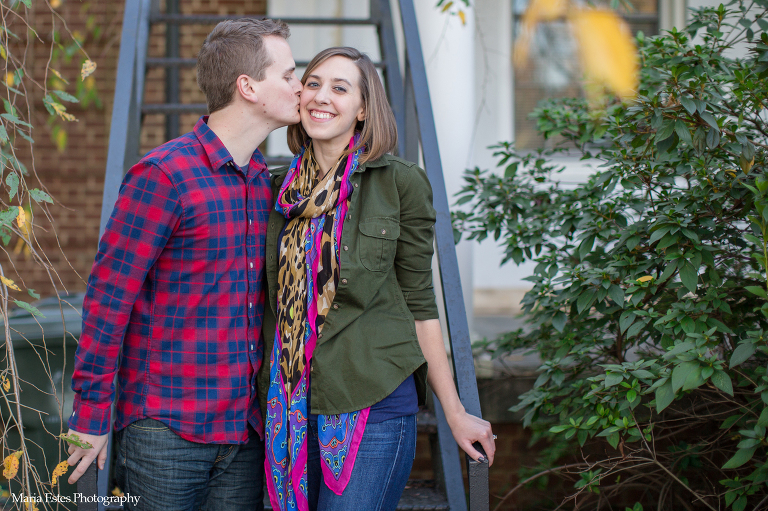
[269,152,389,179]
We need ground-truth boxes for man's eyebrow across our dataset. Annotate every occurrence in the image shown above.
[284,66,296,74]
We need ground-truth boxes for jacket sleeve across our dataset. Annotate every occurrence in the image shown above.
[68,161,182,435]
[395,163,439,320]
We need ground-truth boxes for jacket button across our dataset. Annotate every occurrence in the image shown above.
[341,279,348,285]
[333,303,339,310]
[343,245,348,251]
[381,229,386,235]
[354,183,359,188]
[318,333,323,339]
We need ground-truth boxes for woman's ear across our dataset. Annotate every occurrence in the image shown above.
[357,108,366,122]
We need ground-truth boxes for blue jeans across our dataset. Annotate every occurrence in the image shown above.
[115,418,264,511]
[307,414,417,511]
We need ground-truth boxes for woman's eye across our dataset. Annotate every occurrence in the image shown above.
[306,81,319,88]
[334,86,347,93]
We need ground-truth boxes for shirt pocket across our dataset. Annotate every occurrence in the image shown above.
[358,217,400,272]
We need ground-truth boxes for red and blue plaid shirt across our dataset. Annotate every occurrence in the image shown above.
[69,117,271,444]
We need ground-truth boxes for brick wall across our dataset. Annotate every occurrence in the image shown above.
[4,0,266,299]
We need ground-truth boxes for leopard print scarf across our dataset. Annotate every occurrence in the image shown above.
[266,136,370,511]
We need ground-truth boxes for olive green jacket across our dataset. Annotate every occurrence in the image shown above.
[258,154,438,415]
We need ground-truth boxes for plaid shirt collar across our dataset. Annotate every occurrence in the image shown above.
[195,116,267,174]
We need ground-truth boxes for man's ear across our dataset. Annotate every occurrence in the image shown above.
[235,74,258,104]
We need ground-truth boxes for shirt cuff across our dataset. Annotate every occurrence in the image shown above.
[406,288,440,321]
[68,395,112,436]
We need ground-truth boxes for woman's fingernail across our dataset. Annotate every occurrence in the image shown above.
[478,456,487,463]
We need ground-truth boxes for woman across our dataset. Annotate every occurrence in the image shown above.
[260,46,495,511]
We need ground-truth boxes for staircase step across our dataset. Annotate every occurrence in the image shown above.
[150,14,374,26]
[145,57,383,69]
[142,103,207,114]
[262,480,448,510]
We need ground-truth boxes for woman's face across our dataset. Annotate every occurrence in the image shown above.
[300,56,366,150]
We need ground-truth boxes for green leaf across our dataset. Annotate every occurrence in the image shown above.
[0,125,7,144]
[722,446,757,469]
[29,189,53,204]
[674,120,692,145]
[18,0,31,7]
[682,364,704,390]
[757,408,768,428]
[663,340,695,360]
[26,288,39,300]
[627,389,638,403]
[706,128,720,148]
[606,432,620,449]
[608,285,624,305]
[655,381,675,413]
[672,361,698,392]
[679,95,696,114]
[13,300,45,318]
[5,172,18,200]
[604,372,624,387]
[699,111,719,130]
[0,113,31,128]
[552,311,567,333]
[620,310,635,333]
[577,289,596,314]
[52,90,79,103]
[678,261,698,293]
[745,286,767,298]
[730,342,756,368]
[578,234,596,260]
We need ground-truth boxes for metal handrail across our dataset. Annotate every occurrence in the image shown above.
[396,0,489,508]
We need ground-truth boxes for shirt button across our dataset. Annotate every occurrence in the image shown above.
[341,279,348,285]
[250,262,253,268]
[333,303,339,310]
[343,245,348,251]
[251,344,254,349]
[249,303,253,309]
[249,219,252,225]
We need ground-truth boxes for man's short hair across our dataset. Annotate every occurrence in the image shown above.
[197,18,290,114]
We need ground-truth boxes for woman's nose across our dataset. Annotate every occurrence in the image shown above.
[314,86,330,104]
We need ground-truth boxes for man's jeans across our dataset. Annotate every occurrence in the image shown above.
[307,414,417,511]
[115,418,264,511]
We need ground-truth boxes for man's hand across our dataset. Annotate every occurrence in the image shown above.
[65,429,109,484]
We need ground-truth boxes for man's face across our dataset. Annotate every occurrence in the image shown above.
[253,36,301,129]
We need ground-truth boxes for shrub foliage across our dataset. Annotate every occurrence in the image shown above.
[455,1,768,509]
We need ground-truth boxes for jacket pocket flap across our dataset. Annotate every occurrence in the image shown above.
[359,218,400,240]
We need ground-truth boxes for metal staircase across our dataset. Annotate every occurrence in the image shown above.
[79,1,489,510]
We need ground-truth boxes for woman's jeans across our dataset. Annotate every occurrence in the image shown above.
[307,413,417,511]
[115,418,264,511]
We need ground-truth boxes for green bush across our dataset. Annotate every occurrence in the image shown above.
[455,2,768,509]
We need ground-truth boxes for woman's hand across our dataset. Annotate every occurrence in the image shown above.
[445,407,496,466]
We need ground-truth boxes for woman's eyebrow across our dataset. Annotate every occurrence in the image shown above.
[306,74,352,87]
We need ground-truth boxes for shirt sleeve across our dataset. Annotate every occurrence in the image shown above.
[395,163,439,321]
[69,161,182,435]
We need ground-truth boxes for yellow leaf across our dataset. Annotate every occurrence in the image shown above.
[3,451,21,479]
[26,502,38,511]
[5,72,14,87]
[2,376,9,393]
[0,46,6,61]
[441,1,454,12]
[0,276,20,291]
[16,206,25,230]
[636,275,653,283]
[50,0,62,8]
[112,486,125,497]
[54,127,67,152]
[458,10,466,25]
[513,0,569,66]
[81,59,97,80]
[51,460,69,486]
[50,68,69,85]
[570,8,638,99]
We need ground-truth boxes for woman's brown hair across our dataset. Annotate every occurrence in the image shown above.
[287,47,398,163]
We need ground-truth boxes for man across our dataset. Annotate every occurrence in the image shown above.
[65,19,301,511]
